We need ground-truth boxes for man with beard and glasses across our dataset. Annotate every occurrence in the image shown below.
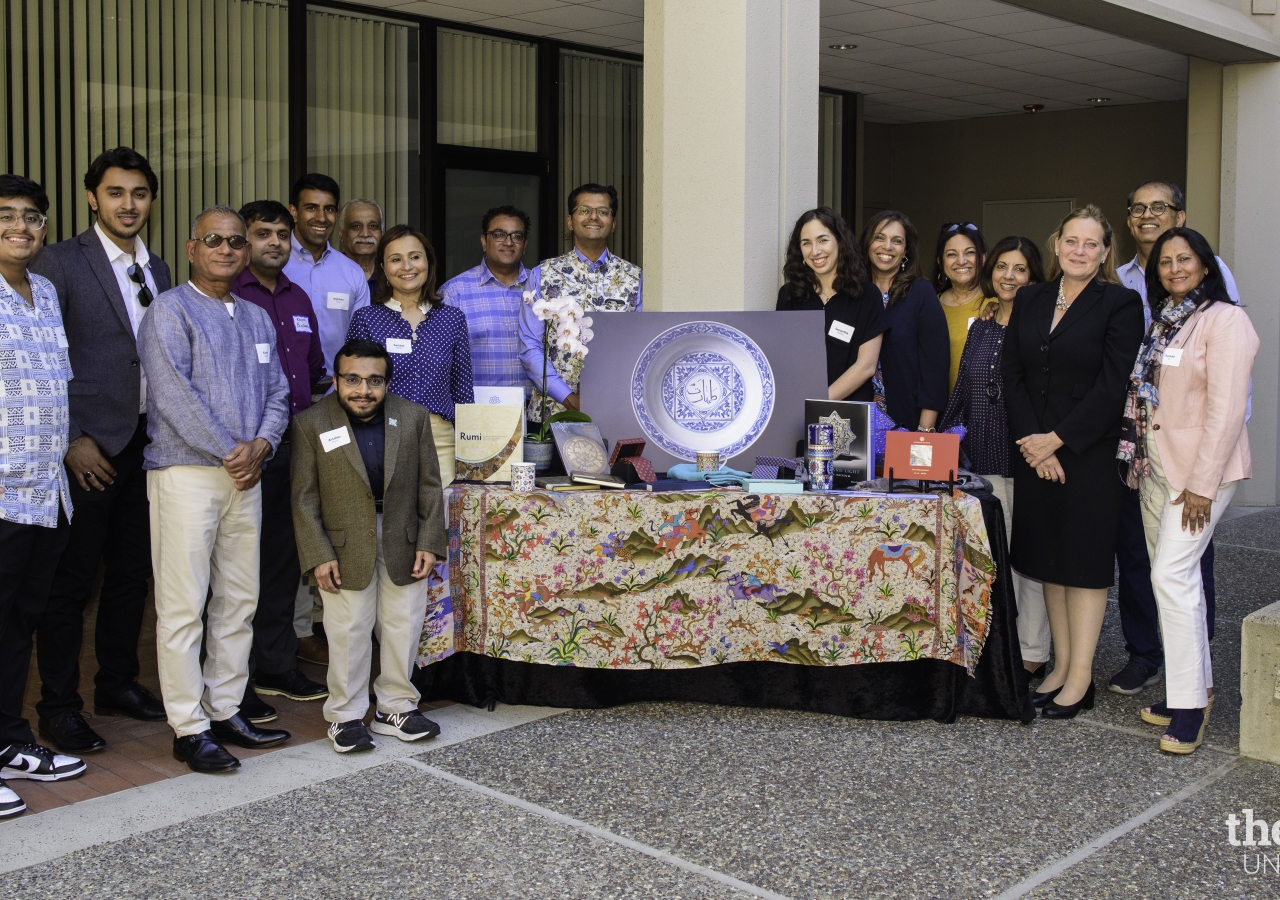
[290,339,446,754]
[29,147,171,756]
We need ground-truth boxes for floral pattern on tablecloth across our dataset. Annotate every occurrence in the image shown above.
[418,488,995,675]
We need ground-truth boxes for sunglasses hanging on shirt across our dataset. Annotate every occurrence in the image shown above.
[127,262,153,307]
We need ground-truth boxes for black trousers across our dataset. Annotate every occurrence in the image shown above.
[253,439,300,676]
[36,418,151,718]
[0,512,70,746]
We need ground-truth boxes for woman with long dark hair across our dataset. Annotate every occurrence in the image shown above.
[933,222,988,392]
[859,211,949,430]
[1121,227,1257,754]
[777,208,887,402]
[346,224,473,484]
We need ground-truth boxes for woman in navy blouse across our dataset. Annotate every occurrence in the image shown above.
[346,225,473,485]
[859,211,949,431]
[941,235,1049,678]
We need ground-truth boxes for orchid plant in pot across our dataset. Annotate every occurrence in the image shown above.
[522,290,593,473]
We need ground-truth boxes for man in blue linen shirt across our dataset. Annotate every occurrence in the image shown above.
[138,206,292,773]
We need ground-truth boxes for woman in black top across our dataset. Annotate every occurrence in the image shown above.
[1003,205,1144,719]
[776,207,887,401]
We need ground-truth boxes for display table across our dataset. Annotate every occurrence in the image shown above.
[414,486,1033,723]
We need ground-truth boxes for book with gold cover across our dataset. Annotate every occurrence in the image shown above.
[454,404,524,483]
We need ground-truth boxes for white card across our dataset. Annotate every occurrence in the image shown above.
[386,337,412,354]
[53,326,69,349]
[388,417,397,427]
[255,342,272,364]
[1162,347,1183,367]
[967,317,977,330]
[292,315,312,333]
[828,320,854,343]
[319,426,351,453]
[326,291,350,310]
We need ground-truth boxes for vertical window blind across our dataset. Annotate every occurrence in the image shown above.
[559,49,642,265]
[437,28,537,152]
[819,92,844,215]
[1,0,290,281]
[307,6,420,230]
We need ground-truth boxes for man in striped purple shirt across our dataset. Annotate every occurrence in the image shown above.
[440,205,535,397]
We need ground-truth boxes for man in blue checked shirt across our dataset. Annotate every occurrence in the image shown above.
[0,175,88,815]
[441,204,536,397]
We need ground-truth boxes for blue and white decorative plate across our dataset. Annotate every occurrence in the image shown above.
[631,321,775,461]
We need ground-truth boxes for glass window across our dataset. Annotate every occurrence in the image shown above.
[819,92,844,214]
[307,7,421,231]
[442,169,540,281]
[438,29,537,152]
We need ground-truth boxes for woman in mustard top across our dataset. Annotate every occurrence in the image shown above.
[933,222,990,391]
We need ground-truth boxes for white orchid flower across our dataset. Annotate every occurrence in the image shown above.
[578,316,593,328]
[522,290,536,305]
[556,320,581,341]
[558,301,585,321]
[531,298,556,321]
[578,325,594,343]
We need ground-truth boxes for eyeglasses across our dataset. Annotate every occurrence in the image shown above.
[1128,202,1179,218]
[194,232,248,250]
[484,229,527,244]
[127,262,153,308]
[572,205,613,219]
[944,222,979,233]
[337,374,387,389]
[0,209,47,231]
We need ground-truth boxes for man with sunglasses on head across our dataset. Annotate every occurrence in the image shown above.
[28,147,172,757]
[441,205,537,396]
[138,206,291,772]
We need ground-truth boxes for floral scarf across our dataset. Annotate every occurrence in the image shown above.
[1117,287,1203,488]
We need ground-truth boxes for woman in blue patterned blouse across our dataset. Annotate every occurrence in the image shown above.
[346,225,473,484]
[941,235,1050,678]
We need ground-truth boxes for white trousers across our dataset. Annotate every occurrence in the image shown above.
[430,412,454,488]
[148,466,261,737]
[322,515,429,723]
[988,475,1051,664]
[1139,437,1235,709]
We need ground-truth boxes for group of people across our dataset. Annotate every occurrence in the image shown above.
[0,145,644,816]
[779,181,1257,755]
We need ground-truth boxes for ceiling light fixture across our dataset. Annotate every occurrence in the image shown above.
[828,43,858,50]
[1087,97,1111,104]
[1023,104,1044,113]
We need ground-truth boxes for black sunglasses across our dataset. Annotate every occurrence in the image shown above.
[127,263,153,308]
[944,222,980,233]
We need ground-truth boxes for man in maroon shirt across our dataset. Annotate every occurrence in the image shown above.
[233,201,329,720]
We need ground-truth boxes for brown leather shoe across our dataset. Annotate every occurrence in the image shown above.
[298,634,329,666]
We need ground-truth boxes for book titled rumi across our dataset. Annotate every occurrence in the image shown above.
[454,404,524,483]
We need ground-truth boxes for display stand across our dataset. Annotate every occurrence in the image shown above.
[886,467,956,495]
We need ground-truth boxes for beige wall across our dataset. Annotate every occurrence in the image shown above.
[859,101,1188,268]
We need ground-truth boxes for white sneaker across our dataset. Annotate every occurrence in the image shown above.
[0,743,86,782]
[0,779,24,817]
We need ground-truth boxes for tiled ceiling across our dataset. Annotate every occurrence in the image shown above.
[352,0,1188,124]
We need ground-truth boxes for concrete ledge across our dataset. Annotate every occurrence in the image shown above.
[1241,600,1280,764]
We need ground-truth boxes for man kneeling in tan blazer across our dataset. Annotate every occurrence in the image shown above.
[291,339,446,753]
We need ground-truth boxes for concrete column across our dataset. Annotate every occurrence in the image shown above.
[1220,60,1280,506]
[643,0,819,312]
[1185,58,1223,250]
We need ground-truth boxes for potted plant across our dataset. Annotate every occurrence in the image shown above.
[522,291,594,473]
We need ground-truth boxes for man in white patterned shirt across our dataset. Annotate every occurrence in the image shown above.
[0,175,87,817]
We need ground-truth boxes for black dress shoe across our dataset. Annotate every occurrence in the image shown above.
[95,683,166,721]
[240,686,278,724]
[173,732,240,773]
[1043,682,1097,720]
[38,712,106,754]
[210,713,290,749]
[254,668,329,702]
[1031,686,1062,708]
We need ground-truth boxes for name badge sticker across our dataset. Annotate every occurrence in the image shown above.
[1162,347,1183,367]
[255,343,272,364]
[386,337,412,354]
[828,321,855,343]
[319,426,351,453]
[388,418,397,427]
[967,317,977,331]
[292,315,313,333]
[53,326,69,349]
[327,292,350,310]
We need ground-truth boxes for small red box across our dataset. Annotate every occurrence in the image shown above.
[884,431,961,481]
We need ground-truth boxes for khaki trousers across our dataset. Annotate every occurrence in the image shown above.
[430,412,454,487]
[322,515,428,723]
[147,466,261,737]
[987,475,1051,665]
[1139,436,1235,709]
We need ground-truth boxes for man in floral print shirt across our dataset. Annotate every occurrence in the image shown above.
[518,183,642,422]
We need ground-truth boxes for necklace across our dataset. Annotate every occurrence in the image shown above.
[1055,279,1070,312]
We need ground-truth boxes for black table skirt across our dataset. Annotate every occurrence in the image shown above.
[414,493,1035,725]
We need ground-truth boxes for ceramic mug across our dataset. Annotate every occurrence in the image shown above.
[510,462,536,492]
[696,451,722,473]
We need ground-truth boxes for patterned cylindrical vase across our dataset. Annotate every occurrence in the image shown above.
[808,423,834,448]
[806,456,834,491]
[509,462,536,492]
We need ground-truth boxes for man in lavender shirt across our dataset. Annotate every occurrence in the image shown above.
[138,206,292,773]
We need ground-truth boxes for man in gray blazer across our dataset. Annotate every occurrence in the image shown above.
[29,148,171,755]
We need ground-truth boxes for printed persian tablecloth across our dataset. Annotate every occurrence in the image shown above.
[418,487,996,675]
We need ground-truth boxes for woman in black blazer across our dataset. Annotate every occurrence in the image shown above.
[859,211,949,429]
[1003,205,1144,720]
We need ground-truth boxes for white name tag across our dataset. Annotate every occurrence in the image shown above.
[319,426,351,453]
[53,326,69,349]
[327,292,350,310]
[386,337,412,354]
[967,317,977,331]
[828,320,855,343]
[255,343,272,364]
[388,417,397,427]
[292,315,312,333]
[1162,347,1183,367]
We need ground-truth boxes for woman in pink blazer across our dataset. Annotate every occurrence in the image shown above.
[1118,227,1258,755]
